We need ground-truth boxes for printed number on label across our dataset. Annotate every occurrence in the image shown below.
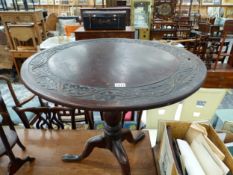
[114,83,126,87]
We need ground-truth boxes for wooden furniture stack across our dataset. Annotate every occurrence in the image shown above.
[151,20,177,40]
[0,10,46,76]
[0,10,46,47]
[175,16,192,39]
[150,0,178,40]
[8,24,39,76]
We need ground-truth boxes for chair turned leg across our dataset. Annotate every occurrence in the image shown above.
[16,139,26,151]
[8,157,35,175]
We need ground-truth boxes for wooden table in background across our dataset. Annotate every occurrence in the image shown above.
[0,129,157,175]
[75,26,135,40]
[40,36,75,50]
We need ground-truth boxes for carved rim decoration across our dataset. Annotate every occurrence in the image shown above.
[21,38,207,111]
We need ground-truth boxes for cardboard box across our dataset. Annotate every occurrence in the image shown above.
[155,121,233,175]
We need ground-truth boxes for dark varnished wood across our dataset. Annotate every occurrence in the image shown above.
[0,129,157,175]
[21,39,206,111]
[203,64,233,88]
[63,112,145,175]
[20,38,206,175]
[80,7,131,26]
[75,26,135,40]
[8,157,35,175]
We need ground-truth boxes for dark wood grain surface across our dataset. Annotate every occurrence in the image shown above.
[75,26,135,40]
[203,64,233,88]
[20,38,207,111]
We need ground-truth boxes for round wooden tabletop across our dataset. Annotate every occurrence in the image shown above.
[21,38,207,111]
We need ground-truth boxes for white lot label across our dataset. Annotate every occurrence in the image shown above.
[114,83,126,87]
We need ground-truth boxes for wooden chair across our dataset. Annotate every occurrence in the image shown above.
[55,105,92,129]
[14,106,91,129]
[0,11,46,48]
[198,22,210,34]
[46,13,58,31]
[176,16,192,39]
[214,20,233,69]
[209,17,216,25]
[178,35,208,61]
[0,76,90,130]
[0,75,45,126]
[45,13,58,37]
[14,106,69,129]
[8,23,38,76]
[210,25,221,37]
[0,92,34,175]
[209,38,230,64]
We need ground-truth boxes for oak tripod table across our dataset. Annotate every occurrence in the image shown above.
[20,38,207,175]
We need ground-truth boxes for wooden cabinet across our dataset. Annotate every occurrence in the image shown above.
[75,26,135,40]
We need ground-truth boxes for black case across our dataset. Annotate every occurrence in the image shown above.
[83,10,126,30]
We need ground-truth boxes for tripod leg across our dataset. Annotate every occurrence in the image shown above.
[121,129,145,144]
[111,139,130,175]
[62,135,106,162]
